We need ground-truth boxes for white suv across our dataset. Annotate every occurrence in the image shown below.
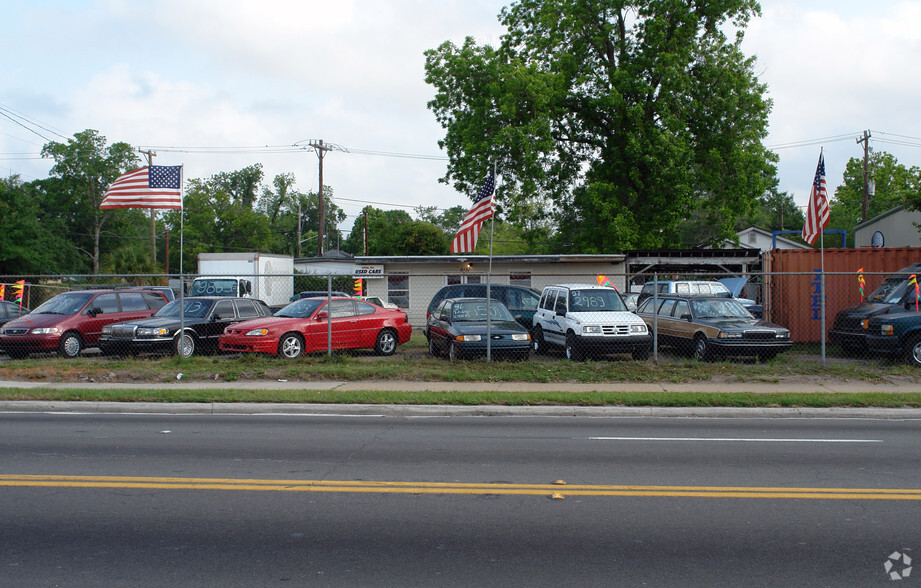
[532,284,651,361]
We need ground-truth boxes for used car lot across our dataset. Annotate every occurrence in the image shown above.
[219,296,412,359]
[635,295,792,361]
[425,297,531,361]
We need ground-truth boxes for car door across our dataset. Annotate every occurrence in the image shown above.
[326,299,358,349]
[202,299,237,344]
[427,300,451,353]
[545,289,569,347]
[669,299,695,345]
[80,293,122,344]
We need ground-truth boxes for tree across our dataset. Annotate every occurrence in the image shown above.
[425,0,775,252]
[41,129,142,273]
[830,151,921,245]
[0,176,76,274]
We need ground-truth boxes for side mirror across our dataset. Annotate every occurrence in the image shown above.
[316,311,329,321]
[88,307,102,317]
[681,313,692,321]
[212,314,221,322]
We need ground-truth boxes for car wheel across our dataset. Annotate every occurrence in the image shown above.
[58,331,83,358]
[428,336,440,358]
[532,326,545,354]
[694,335,711,362]
[174,332,196,359]
[448,341,460,362]
[277,333,304,360]
[903,334,921,367]
[565,332,585,362]
[632,345,651,361]
[374,329,397,356]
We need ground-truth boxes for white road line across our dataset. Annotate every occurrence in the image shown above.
[587,437,882,443]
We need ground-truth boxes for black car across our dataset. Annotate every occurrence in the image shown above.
[0,300,30,328]
[426,297,531,361]
[426,284,541,331]
[98,296,273,358]
[830,263,921,354]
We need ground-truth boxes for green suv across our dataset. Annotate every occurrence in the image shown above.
[867,310,921,366]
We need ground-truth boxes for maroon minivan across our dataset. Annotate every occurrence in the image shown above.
[0,289,168,358]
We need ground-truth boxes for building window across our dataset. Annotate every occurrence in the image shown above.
[446,275,462,285]
[748,232,757,244]
[510,272,531,287]
[388,273,409,309]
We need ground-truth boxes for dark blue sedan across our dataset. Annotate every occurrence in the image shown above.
[425,297,531,361]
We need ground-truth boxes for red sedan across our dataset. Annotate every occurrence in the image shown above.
[219,297,412,359]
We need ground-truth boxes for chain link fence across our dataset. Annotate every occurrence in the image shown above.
[0,270,916,365]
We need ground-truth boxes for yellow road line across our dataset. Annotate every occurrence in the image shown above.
[2,475,921,499]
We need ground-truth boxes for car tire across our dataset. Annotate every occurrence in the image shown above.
[903,334,921,367]
[694,335,711,362]
[428,336,440,358]
[448,342,460,362]
[174,332,196,359]
[632,345,651,361]
[532,326,546,354]
[565,332,585,362]
[277,332,304,360]
[374,329,397,356]
[58,331,83,358]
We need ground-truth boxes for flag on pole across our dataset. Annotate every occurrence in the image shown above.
[911,275,920,312]
[857,267,865,301]
[451,171,496,253]
[101,165,183,209]
[596,275,618,290]
[353,278,362,297]
[12,280,25,310]
[801,152,829,245]
[0,284,4,300]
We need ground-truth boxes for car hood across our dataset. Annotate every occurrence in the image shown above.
[697,317,786,332]
[718,277,748,298]
[2,313,71,329]
[450,320,528,336]
[115,316,210,329]
[228,316,301,330]
[836,302,902,320]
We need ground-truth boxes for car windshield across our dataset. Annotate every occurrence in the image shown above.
[275,298,324,319]
[568,289,626,312]
[868,277,911,304]
[155,299,213,318]
[451,301,514,322]
[691,299,752,319]
[31,292,94,315]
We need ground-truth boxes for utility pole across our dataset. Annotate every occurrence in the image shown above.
[139,149,157,266]
[299,140,347,256]
[856,130,871,222]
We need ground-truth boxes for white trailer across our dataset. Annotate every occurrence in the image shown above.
[191,252,294,309]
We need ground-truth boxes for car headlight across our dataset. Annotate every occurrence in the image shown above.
[137,327,170,337]
[776,331,790,339]
[717,332,742,339]
[630,324,647,334]
[582,325,602,335]
[511,333,531,341]
[30,327,62,335]
[880,324,894,336]
[455,334,482,342]
[245,328,269,336]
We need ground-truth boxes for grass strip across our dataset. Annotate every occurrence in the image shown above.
[3,388,921,408]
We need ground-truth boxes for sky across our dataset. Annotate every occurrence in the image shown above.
[3,0,921,240]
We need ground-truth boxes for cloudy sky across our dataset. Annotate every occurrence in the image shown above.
[3,1,921,238]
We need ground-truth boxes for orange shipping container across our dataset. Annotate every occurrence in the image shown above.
[764,247,921,343]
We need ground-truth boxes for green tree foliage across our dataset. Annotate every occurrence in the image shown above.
[425,0,776,252]
[829,151,921,245]
[0,176,74,274]
[342,206,449,255]
[41,130,143,273]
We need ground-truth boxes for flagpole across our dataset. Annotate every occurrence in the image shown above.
[486,165,497,362]
[179,166,186,359]
[819,148,826,368]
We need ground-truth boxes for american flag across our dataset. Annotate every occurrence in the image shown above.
[100,165,183,209]
[801,152,829,245]
[451,171,496,253]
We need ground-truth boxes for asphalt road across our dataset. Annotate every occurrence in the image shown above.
[2,412,920,586]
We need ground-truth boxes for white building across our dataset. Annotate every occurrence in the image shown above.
[723,226,810,253]
[854,206,921,248]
